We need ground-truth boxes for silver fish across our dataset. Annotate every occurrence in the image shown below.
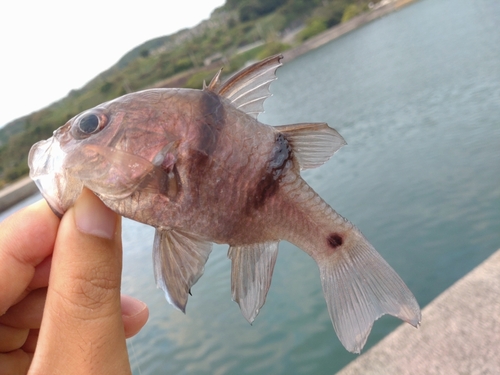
[28,55,421,353]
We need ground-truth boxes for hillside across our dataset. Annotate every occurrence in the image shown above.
[0,0,374,188]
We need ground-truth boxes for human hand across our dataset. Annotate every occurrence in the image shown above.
[0,189,149,374]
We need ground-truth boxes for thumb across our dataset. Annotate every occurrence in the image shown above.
[30,189,132,374]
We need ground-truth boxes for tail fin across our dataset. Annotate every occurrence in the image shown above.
[317,229,421,353]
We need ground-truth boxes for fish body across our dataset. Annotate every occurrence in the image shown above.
[29,55,420,353]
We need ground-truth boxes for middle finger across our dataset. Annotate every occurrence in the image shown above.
[0,324,29,352]
[0,288,46,329]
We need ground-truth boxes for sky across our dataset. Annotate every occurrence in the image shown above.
[0,0,226,128]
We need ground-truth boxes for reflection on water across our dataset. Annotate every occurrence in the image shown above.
[2,0,499,373]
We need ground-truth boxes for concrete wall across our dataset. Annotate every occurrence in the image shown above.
[337,249,500,374]
[0,176,38,212]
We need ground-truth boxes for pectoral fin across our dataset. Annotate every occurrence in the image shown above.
[317,229,421,353]
[275,123,346,170]
[228,242,279,323]
[153,229,212,312]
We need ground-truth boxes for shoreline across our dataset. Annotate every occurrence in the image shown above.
[0,0,418,213]
[282,0,417,62]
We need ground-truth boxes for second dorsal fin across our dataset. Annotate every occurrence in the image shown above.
[275,123,347,170]
[206,54,283,119]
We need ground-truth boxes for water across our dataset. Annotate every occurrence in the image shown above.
[2,0,499,373]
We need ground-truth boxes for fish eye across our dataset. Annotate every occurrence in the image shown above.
[72,111,109,138]
[79,114,100,133]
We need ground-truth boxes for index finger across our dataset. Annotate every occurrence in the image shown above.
[0,200,60,315]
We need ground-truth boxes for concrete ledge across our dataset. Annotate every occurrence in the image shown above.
[0,176,38,212]
[337,249,500,374]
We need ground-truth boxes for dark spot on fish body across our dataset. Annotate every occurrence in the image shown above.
[249,133,292,211]
[197,91,226,157]
[252,174,280,211]
[327,233,343,250]
[187,91,226,184]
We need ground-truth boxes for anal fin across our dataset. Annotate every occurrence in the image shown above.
[153,229,212,312]
[228,242,279,324]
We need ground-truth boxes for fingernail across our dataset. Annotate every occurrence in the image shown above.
[121,295,148,317]
[74,189,117,240]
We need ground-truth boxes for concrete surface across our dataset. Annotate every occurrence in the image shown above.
[337,249,500,374]
[0,176,38,212]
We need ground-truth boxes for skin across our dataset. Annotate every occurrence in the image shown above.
[0,189,149,374]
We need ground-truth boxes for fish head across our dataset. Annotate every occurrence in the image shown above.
[28,91,179,217]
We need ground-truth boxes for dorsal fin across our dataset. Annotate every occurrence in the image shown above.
[207,54,283,119]
[206,67,223,91]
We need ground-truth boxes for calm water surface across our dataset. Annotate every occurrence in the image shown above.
[2,0,499,373]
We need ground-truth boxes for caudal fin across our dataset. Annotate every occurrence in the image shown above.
[317,229,421,353]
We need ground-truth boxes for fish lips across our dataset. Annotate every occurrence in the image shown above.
[28,136,83,217]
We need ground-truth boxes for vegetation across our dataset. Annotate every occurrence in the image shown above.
[297,18,328,42]
[342,4,368,22]
[0,0,375,189]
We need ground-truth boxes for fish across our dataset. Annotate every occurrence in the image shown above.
[28,54,421,353]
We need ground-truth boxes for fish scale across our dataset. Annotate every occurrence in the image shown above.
[28,54,421,354]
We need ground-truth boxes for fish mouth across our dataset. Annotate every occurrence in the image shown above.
[28,136,83,217]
